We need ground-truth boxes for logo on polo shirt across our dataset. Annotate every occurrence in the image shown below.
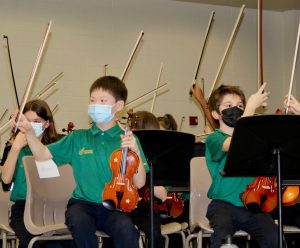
[79,148,93,155]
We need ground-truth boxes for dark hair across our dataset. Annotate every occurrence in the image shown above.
[157,114,178,131]
[130,111,160,130]
[89,76,128,102]
[23,99,59,145]
[208,85,246,113]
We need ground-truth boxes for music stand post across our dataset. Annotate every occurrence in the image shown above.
[224,115,300,248]
[133,130,195,248]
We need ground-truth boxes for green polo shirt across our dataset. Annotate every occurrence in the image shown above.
[205,129,253,206]
[9,146,32,202]
[47,123,149,204]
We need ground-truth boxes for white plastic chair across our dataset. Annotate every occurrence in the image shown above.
[0,184,17,248]
[185,157,250,248]
[22,156,143,248]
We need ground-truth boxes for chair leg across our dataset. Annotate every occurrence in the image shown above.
[98,236,103,248]
[2,230,7,248]
[197,230,203,248]
[180,231,186,248]
[138,234,144,248]
[163,234,169,248]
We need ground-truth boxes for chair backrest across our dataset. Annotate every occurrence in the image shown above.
[189,156,212,229]
[0,185,12,227]
[23,156,75,235]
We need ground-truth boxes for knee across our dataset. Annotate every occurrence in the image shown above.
[114,216,139,238]
[65,209,93,232]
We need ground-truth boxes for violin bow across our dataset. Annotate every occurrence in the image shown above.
[14,20,52,133]
[150,62,164,113]
[125,83,167,107]
[0,70,61,133]
[3,35,20,108]
[285,20,300,114]
[103,64,108,76]
[193,11,215,85]
[51,104,59,114]
[208,4,246,98]
[190,11,216,130]
[121,31,144,81]
[178,116,185,132]
[33,72,63,100]
[0,109,8,124]
[258,0,264,89]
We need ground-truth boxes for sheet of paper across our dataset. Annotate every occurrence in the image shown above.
[35,159,60,178]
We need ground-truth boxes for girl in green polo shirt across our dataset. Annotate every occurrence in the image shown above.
[1,99,62,248]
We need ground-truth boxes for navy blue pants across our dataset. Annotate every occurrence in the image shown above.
[65,198,140,248]
[206,200,279,248]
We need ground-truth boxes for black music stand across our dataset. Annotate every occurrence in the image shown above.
[133,130,195,248]
[223,115,300,248]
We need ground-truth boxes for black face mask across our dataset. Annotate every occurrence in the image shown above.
[221,106,244,127]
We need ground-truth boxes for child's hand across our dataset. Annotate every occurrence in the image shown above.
[11,113,34,134]
[120,131,139,154]
[11,132,27,151]
[244,82,269,116]
[284,95,300,115]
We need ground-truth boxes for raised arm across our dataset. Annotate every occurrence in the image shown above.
[243,82,269,117]
[12,113,52,161]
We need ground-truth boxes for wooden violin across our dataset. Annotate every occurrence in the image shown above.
[62,122,75,134]
[139,186,184,218]
[242,176,277,213]
[102,112,140,212]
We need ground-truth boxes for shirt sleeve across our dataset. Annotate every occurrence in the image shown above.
[47,132,75,166]
[206,130,229,162]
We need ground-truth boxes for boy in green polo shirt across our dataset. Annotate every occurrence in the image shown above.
[205,83,278,248]
[16,76,148,248]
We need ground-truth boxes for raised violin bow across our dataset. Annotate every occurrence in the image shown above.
[51,104,59,115]
[14,20,52,133]
[178,116,185,132]
[33,72,63,100]
[125,83,167,107]
[285,20,300,114]
[208,4,246,99]
[121,31,144,81]
[258,0,264,89]
[103,64,108,76]
[150,62,164,113]
[0,71,61,134]
[189,11,216,130]
[3,35,20,108]
[0,109,8,124]
[193,11,215,86]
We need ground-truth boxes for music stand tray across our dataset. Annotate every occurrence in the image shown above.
[133,130,195,248]
[223,114,300,248]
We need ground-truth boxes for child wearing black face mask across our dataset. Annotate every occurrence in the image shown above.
[205,83,279,248]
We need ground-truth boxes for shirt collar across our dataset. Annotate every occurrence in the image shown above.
[90,122,122,138]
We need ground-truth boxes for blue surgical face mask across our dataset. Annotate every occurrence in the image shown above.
[88,104,115,125]
[31,122,44,137]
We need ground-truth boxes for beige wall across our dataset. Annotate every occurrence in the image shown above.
[0,0,299,152]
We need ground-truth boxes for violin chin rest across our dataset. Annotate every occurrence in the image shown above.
[102,200,116,211]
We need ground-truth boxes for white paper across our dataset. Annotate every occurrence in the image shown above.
[35,159,60,178]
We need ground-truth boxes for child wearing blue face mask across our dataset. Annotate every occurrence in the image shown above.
[15,76,148,248]
[1,99,66,248]
[205,83,279,248]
